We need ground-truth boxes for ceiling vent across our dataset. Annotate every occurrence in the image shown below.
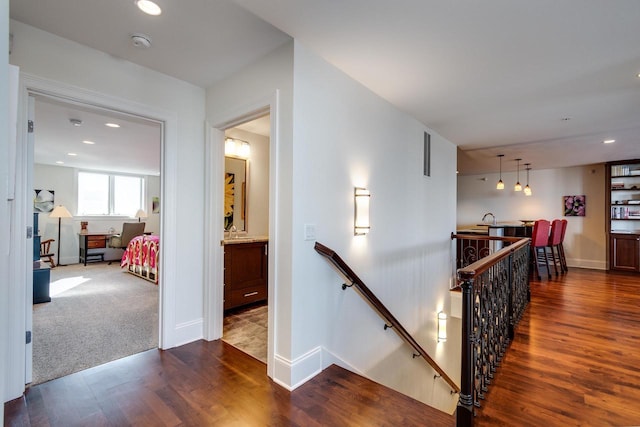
[69,119,82,127]
[131,33,152,49]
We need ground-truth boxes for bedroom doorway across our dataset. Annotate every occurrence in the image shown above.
[221,113,270,363]
[28,93,162,385]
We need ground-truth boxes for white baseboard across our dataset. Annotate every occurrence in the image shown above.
[168,318,203,349]
[566,258,607,270]
[272,346,322,391]
[321,348,364,375]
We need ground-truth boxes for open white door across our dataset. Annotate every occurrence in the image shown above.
[25,95,35,384]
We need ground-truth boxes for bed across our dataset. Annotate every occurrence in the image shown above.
[120,235,159,284]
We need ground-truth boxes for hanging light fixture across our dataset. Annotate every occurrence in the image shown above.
[496,154,505,190]
[524,163,532,196]
[514,158,522,191]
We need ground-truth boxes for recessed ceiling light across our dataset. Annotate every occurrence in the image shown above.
[56,161,64,165]
[67,153,77,156]
[105,122,121,128]
[135,0,162,16]
[603,139,615,144]
[82,140,95,145]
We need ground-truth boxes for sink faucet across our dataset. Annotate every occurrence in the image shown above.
[482,212,497,225]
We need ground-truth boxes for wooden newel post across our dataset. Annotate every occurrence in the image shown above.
[457,274,474,427]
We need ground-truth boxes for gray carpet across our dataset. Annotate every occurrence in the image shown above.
[32,263,158,385]
[223,303,267,363]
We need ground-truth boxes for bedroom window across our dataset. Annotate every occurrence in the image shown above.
[77,171,145,216]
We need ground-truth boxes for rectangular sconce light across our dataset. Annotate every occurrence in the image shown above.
[354,187,370,235]
[437,311,447,342]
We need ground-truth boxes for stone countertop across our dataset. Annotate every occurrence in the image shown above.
[456,228,489,235]
[457,221,532,234]
[484,223,531,228]
[220,236,269,245]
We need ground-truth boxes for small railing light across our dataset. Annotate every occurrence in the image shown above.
[438,311,447,342]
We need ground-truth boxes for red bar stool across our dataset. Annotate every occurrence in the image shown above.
[558,219,568,272]
[546,219,564,276]
[531,219,551,280]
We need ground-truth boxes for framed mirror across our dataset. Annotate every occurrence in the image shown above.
[224,156,247,231]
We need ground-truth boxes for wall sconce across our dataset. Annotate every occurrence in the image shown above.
[496,154,505,190]
[225,137,251,159]
[354,187,370,235]
[437,311,447,342]
[514,158,522,192]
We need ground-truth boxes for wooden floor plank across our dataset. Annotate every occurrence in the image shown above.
[5,267,640,426]
[5,339,451,426]
[475,268,640,426]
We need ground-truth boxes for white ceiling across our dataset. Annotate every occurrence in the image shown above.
[33,95,162,176]
[10,0,640,175]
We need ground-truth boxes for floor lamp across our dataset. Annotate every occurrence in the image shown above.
[49,205,72,267]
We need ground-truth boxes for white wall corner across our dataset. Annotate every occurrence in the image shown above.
[321,347,363,375]
[450,290,462,319]
[272,346,322,391]
[170,319,204,349]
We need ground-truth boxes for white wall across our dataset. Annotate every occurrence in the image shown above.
[7,19,206,399]
[206,42,295,381]
[2,0,11,419]
[33,164,160,264]
[207,41,460,411]
[225,127,269,236]
[457,164,607,269]
[289,42,459,412]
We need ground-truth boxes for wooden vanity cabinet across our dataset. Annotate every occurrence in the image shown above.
[224,241,268,310]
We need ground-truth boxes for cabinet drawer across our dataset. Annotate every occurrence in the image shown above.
[229,285,266,307]
[87,239,106,249]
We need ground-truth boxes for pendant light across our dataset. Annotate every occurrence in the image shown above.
[514,158,522,191]
[496,154,505,190]
[524,163,532,196]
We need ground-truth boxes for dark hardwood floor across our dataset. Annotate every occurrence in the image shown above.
[4,339,452,426]
[476,268,640,426]
[5,268,640,426]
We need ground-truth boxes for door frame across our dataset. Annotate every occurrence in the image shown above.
[204,91,279,379]
[7,73,176,398]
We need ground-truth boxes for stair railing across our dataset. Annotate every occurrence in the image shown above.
[314,241,460,394]
[452,236,530,427]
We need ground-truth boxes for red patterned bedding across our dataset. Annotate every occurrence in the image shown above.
[121,235,159,284]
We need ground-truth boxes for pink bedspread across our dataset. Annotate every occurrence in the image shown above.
[121,235,159,271]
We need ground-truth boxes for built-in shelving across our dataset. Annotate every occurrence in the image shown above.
[606,159,640,272]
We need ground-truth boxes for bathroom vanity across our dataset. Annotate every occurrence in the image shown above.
[222,237,268,310]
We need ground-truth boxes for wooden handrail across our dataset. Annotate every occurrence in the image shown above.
[314,241,460,394]
[457,237,530,279]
